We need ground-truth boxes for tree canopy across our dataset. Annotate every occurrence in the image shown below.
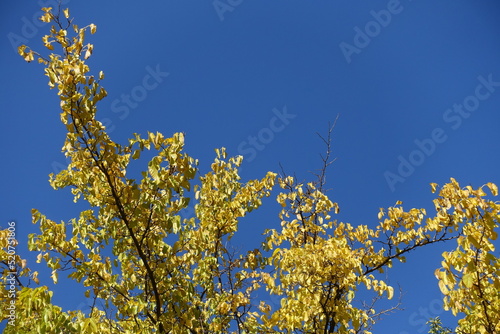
[2,6,500,334]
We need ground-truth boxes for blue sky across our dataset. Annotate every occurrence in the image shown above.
[2,1,500,332]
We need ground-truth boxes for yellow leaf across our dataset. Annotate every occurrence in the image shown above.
[39,11,52,23]
[487,182,498,196]
[24,50,35,62]
[51,270,58,284]
[462,273,474,288]
[132,150,140,160]
[438,280,448,295]
[63,8,70,19]
[32,271,40,284]
[434,268,442,280]
[387,286,394,300]
[89,23,97,34]
[17,45,26,56]
[84,47,92,60]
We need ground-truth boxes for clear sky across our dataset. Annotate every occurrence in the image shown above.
[2,1,500,333]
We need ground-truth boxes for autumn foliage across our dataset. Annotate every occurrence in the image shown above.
[2,7,499,334]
